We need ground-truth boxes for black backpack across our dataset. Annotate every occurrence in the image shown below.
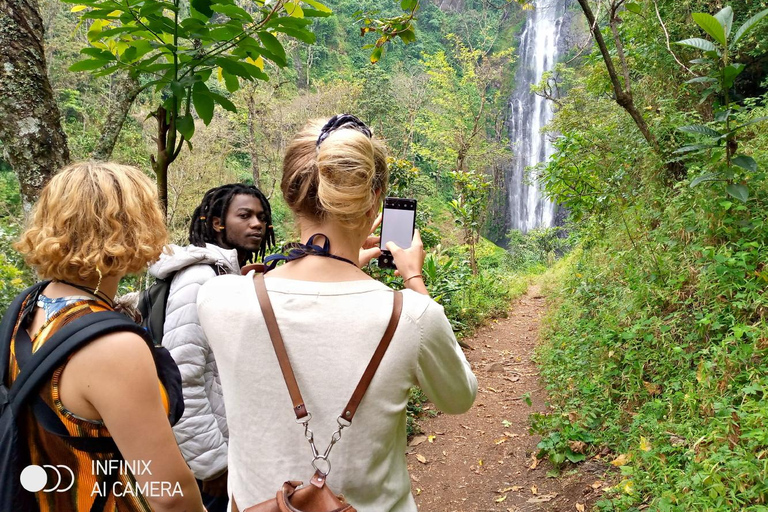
[137,263,227,347]
[0,282,184,512]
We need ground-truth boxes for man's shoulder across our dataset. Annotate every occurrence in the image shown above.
[171,262,225,289]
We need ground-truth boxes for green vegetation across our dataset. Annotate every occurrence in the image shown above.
[0,0,532,326]
[532,2,768,510]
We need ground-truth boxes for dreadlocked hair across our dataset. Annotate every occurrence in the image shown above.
[188,183,275,262]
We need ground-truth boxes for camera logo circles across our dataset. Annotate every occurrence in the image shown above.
[20,464,75,493]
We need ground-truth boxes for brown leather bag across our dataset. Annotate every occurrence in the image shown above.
[232,274,403,512]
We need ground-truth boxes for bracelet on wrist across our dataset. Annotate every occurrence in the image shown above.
[403,274,424,284]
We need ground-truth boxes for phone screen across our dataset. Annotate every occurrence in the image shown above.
[380,206,416,251]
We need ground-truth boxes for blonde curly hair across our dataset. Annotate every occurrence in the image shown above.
[15,161,167,281]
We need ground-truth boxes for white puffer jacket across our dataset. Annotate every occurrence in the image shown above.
[149,243,240,480]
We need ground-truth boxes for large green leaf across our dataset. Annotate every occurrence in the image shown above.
[692,13,726,46]
[273,26,316,44]
[190,0,213,18]
[257,32,286,66]
[722,63,745,89]
[725,184,749,202]
[732,155,757,172]
[209,92,237,113]
[69,59,110,71]
[220,69,240,93]
[303,0,332,13]
[192,82,214,125]
[690,172,721,187]
[399,27,417,44]
[370,46,383,64]
[678,125,722,138]
[672,144,713,155]
[713,6,733,39]
[80,47,116,61]
[216,58,251,79]
[732,8,768,45]
[676,38,718,52]
[176,115,195,141]
[210,4,253,22]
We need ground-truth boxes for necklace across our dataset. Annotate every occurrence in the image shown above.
[57,280,115,308]
[264,233,358,272]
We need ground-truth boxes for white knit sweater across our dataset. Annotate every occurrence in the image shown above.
[197,274,477,512]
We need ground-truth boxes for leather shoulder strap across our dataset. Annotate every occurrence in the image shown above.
[340,289,402,422]
[253,274,403,423]
[253,273,308,419]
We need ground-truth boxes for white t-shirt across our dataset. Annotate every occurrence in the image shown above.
[197,273,477,512]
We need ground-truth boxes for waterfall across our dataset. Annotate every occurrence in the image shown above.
[505,0,568,234]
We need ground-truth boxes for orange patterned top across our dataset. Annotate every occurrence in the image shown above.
[8,297,170,512]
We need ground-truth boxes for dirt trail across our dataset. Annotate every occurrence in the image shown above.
[408,285,608,511]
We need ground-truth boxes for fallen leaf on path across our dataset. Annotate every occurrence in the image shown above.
[569,440,587,453]
[639,436,652,452]
[504,431,519,438]
[409,435,427,447]
[504,376,521,383]
[428,435,436,443]
[530,484,538,495]
[611,453,630,466]
[498,486,523,493]
[461,424,471,430]
[501,420,512,428]
[494,437,508,445]
[415,454,427,464]
[526,493,557,503]
[495,495,507,503]
[643,381,661,395]
[487,387,500,393]
[576,503,586,511]
[478,459,484,466]
[591,481,603,489]
[414,488,421,495]
[529,454,540,470]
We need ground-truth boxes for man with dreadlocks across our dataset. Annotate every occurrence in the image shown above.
[148,183,274,512]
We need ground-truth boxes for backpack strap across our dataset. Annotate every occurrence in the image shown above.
[0,282,48,393]
[8,310,152,417]
[252,273,403,424]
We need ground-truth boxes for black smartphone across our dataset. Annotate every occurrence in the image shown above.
[378,197,417,269]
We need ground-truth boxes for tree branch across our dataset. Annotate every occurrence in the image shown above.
[576,0,658,152]
[653,0,694,76]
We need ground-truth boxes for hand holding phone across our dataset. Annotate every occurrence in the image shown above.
[378,197,417,269]
[385,230,427,294]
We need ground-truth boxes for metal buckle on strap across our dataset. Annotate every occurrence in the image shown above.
[311,456,331,476]
[298,414,352,477]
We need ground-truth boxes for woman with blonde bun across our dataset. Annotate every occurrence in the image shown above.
[5,162,206,512]
[198,115,477,511]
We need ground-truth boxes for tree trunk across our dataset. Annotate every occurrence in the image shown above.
[245,87,261,188]
[0,0,69,209]
[92,72,141,161]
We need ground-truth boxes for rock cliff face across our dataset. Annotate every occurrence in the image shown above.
[433,0,464,12]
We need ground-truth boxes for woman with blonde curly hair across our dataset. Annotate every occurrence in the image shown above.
[3,162,205,512]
